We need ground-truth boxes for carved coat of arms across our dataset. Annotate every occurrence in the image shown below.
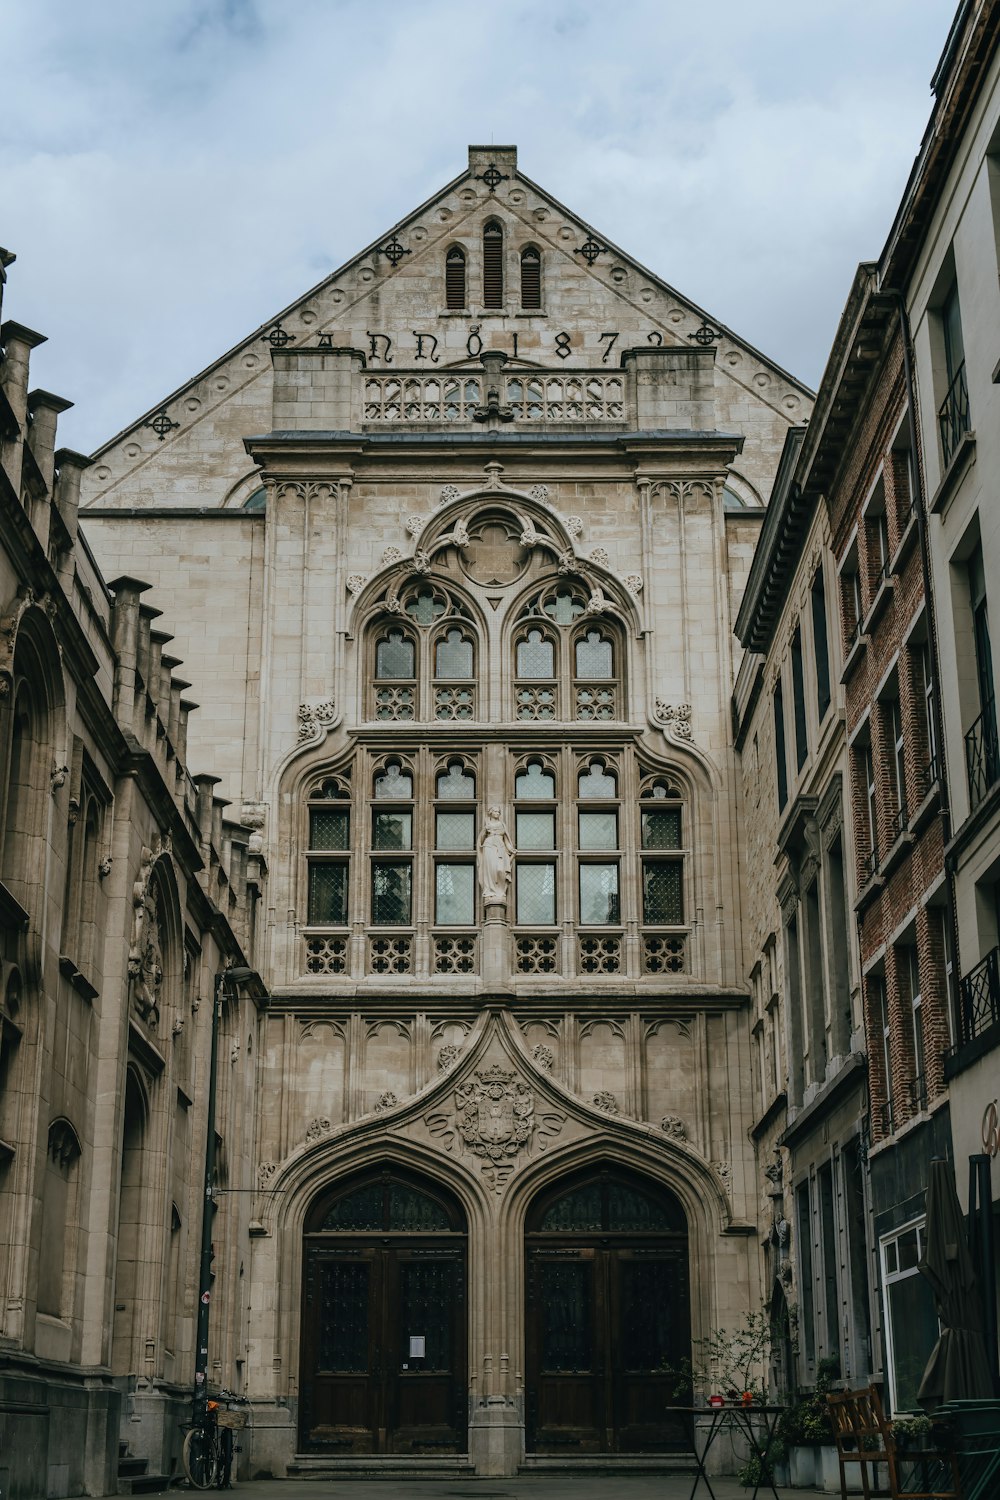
[455,1065,534,1162]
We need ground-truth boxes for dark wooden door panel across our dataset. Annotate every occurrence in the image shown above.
[527,1243,690,1455]
[303,1252,379,1450]
[527,1252,607,1452]
[301,1241,466,1454]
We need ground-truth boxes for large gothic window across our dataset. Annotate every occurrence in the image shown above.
[306,776,351,929]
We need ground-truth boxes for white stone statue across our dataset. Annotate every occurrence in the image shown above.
[478,806,514,906]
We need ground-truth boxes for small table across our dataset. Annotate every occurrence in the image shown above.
[667,1403,787,1500]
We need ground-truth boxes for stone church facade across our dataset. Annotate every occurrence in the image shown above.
[6,146,814,1482]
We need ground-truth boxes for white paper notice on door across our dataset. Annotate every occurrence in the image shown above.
[409,1335,426,1358]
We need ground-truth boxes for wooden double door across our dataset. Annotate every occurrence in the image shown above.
[300,1173,466,1454]
[525,1171,690,1453]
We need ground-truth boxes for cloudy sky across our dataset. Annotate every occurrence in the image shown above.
[4,0,953,455]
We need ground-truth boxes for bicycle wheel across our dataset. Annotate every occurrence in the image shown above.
[182,1425,219,1489]
[216,1427,233,1490]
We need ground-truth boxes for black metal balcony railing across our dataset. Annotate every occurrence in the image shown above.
[964,697,1000,811]
[956,946,1000,1047]
[909,1074,928,1113]
[889,801,909,843]
[938,360,971,468]
[862,840,880,883]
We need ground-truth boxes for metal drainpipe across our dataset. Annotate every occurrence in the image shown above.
[888,289,963,1013]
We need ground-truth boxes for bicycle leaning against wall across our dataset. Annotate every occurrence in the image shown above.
[181,1390,251,1489]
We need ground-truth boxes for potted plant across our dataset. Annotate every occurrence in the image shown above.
[891,1413,933,1454]
[777,1356,838,1489]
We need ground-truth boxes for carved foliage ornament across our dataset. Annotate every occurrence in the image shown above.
[297,699,337,741]
[654,700,693,740]
[660,1114,687,1141]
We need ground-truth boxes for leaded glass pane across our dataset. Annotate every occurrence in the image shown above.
[578,762,617,798]
[543,590,585,625]
[436,863,474,924]
[579,863,620,924]
[373,811,412,850]
[322,1183,383,1230]
[575,629,614,678]
[607,1182,674,1231]
[372,862,412,924]
[405,589,445,625]
[374,762,413,798]
[309,809,350,851]
[642,861,683,924]
[540,1183,603,1231]
[436,762,476,798]
[435,628,474,679]
[517,811,555,849]
[516,862,556,924]
[517,629,554,677]
[436,811,475,849]
[578,811,617,849]
[642,809,681,849]
[375,630,414,679]
[308,862,348,925]
[516,762,555,799]
[387,1184,450,1231]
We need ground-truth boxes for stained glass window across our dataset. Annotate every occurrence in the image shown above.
[374,762,413,798]
[642,861,683,924]
[575,630,614,678]
[517,629,554,677]
[373,811,412,850]
[436,762,475,798]
[642,809,681,849]
[308,863,348,925]
[436,863,475,924]
[309,809,350,850]
[540,1183,603,1231]
[372,863,412,924]
[516,762,555,799]
[435,628,473,679]
[375,630,414,679]
[516,863,556,924]
[388,1184,451,1231]
[578,762,617,798]
[578,811,617,849]
[320,1180,451,1232]
[322,1183,383,1231]
[579,863,620,924]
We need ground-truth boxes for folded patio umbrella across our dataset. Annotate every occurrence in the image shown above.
[917,1158,994,1409]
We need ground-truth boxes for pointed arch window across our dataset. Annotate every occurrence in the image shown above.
[520,246,542,309]
[515,627,557,720]
[483,220,504,308]
[445,246,466,310]
[372,626,416,721]
[574,626,618,720]
[306,776,351,928]
[433,627,476,720]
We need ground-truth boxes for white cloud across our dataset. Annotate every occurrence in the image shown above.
[1,0,951,451]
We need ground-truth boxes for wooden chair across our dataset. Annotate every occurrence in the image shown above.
[826,1386,962,1500]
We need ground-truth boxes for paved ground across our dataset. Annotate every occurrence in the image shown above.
[131,1478,826,1499]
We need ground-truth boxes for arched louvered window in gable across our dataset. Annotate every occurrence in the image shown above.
[445,246,466,311]
[483,220,504,308]
[520,246,541,309]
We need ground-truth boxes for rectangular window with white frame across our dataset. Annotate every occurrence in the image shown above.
[880,1219,939,1412]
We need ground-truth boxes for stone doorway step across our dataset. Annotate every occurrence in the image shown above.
[287,1455,476,1480]
[520,1456,695,1475]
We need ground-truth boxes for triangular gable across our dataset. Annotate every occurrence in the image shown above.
[82,146,812,511]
